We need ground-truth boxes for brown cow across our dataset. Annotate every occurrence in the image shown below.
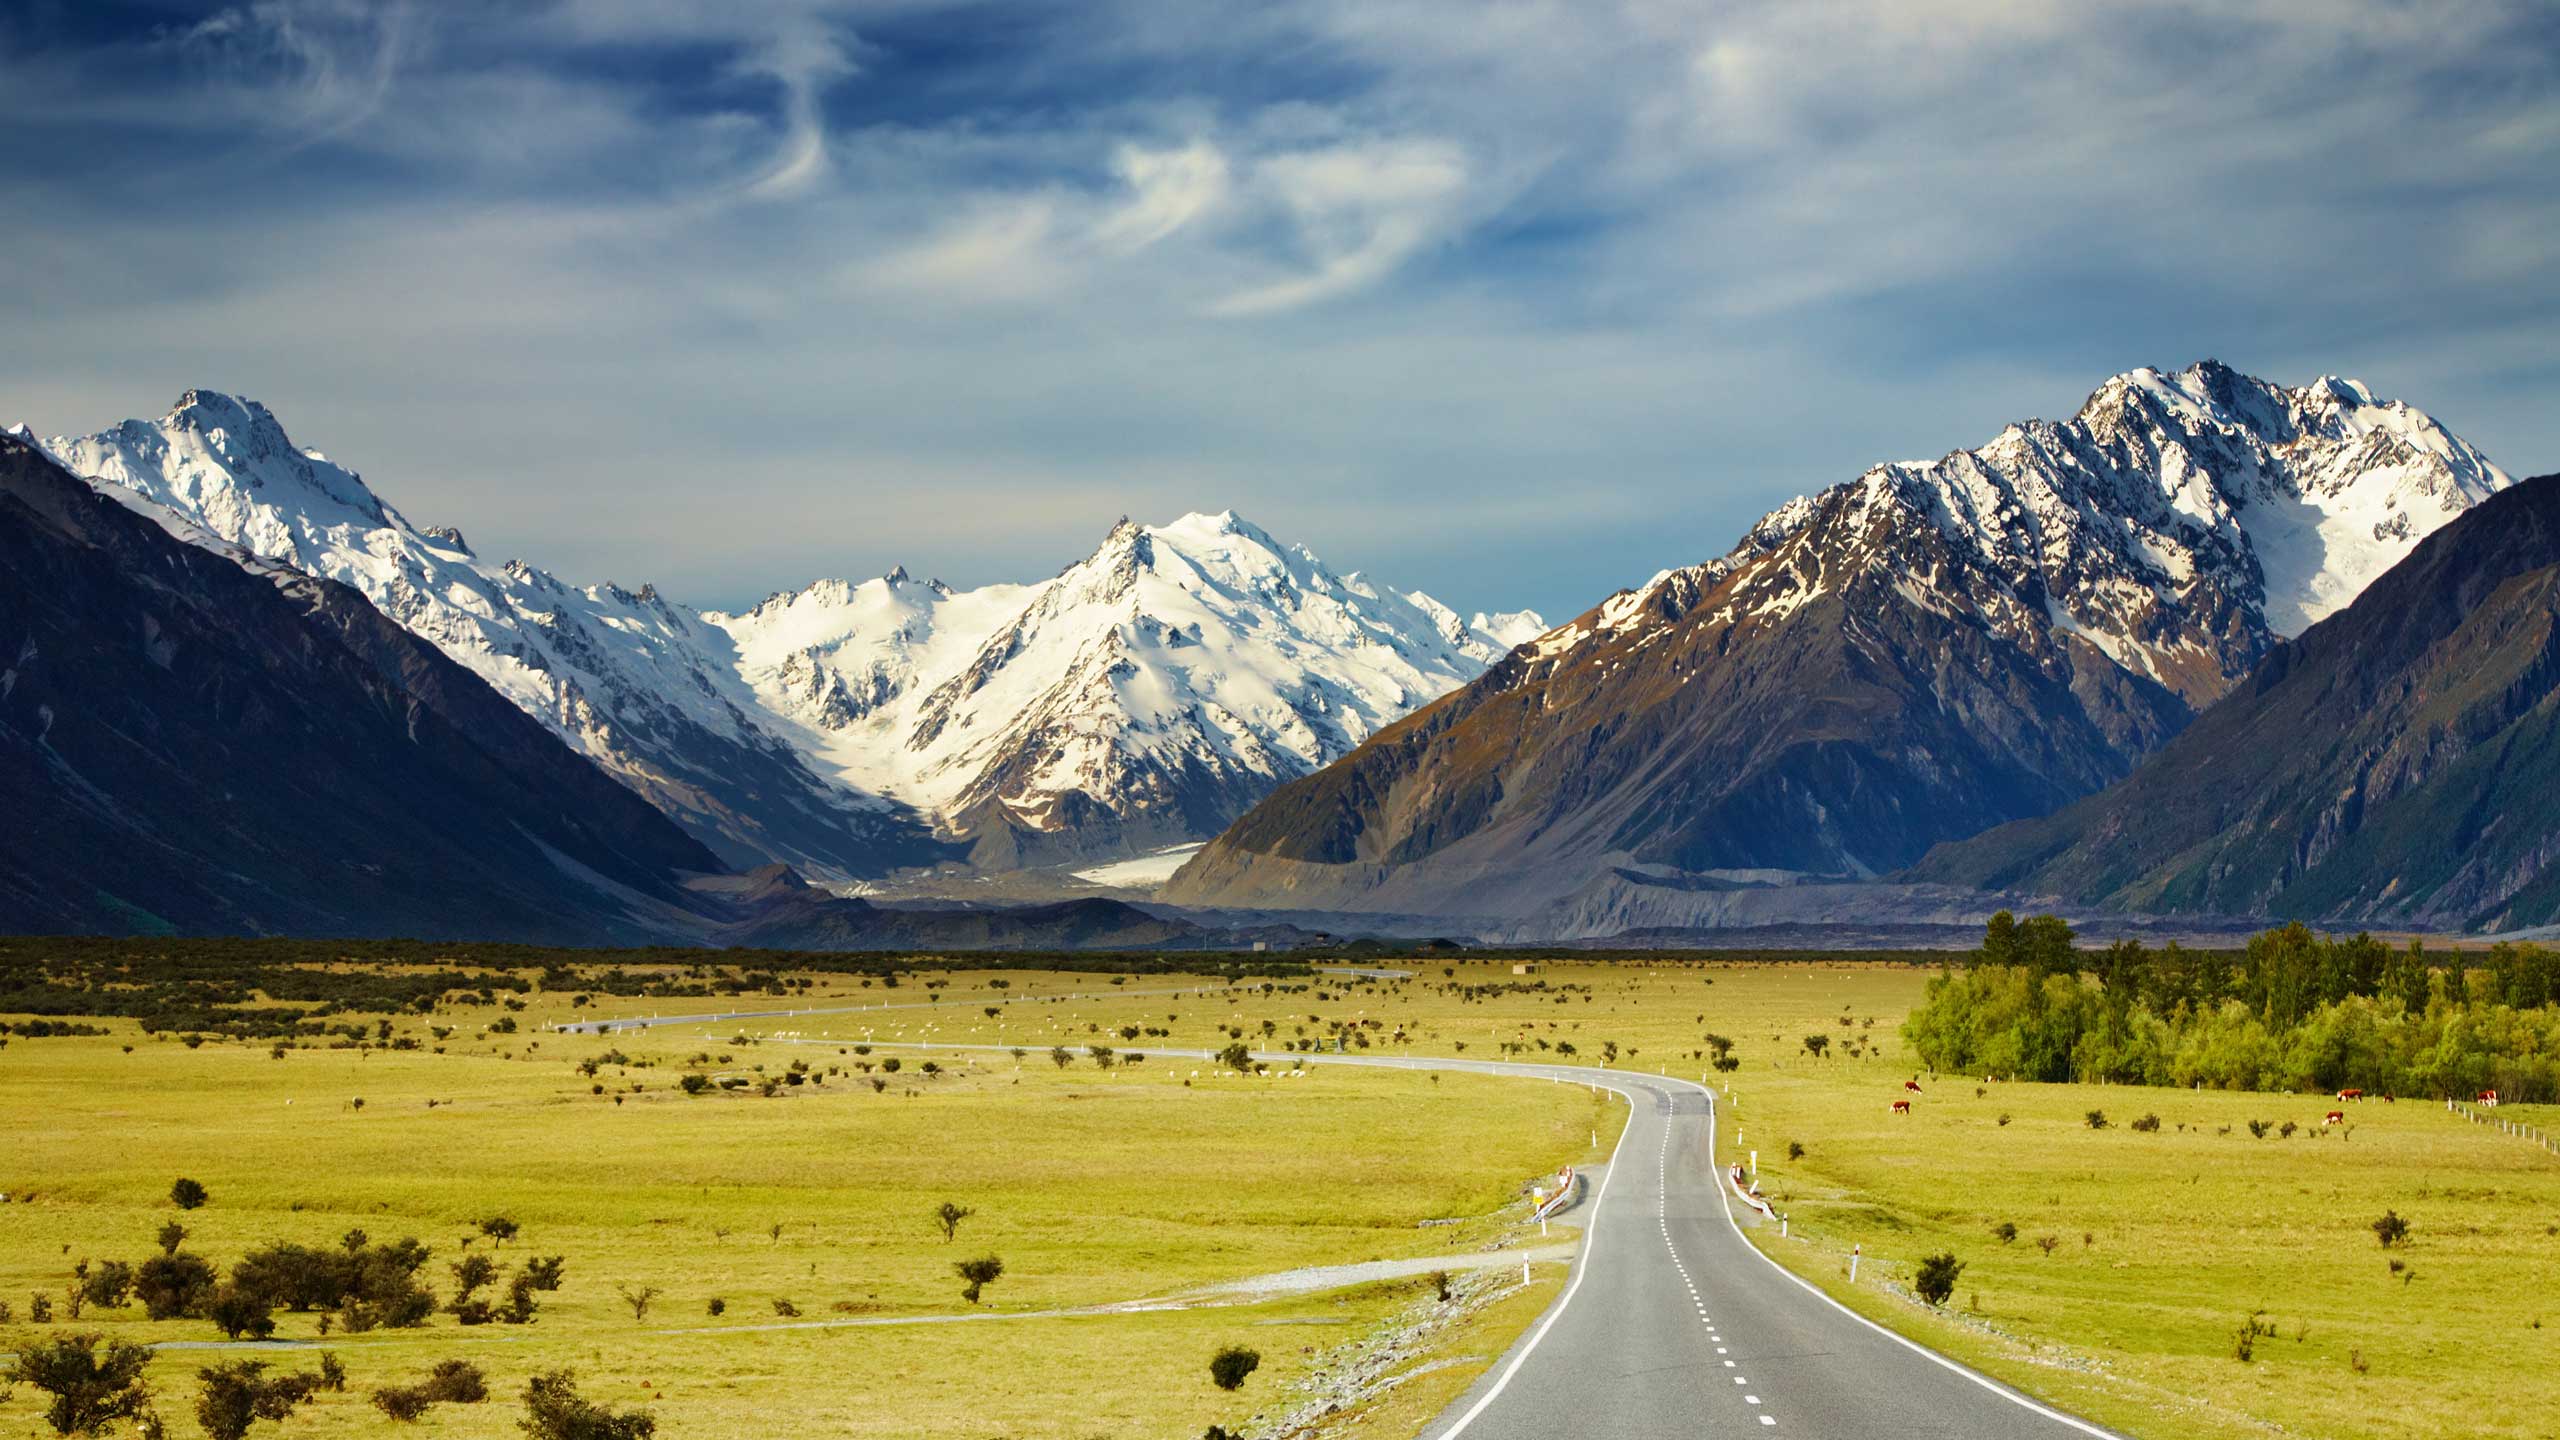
[1904,1079,1924,1094]
[2324,1110,2345,1126]
[2338,1088,2364,1102]
[1890,1099,1912,1115]
[2480,1089,2502,1108]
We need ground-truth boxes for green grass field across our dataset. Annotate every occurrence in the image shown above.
[9,954,2557,1440]
[0,970,1614,1439]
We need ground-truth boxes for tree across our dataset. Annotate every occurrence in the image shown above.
[933,1201,974,1243]
[78,1261,133,1311]
[520,1370,655,1440]
[2016,914,2079,977]
[480,1217,520,1246]
[679,1073,711,1095]
[1209,1346,1262,1392]
[953,1255,1004,1304]
[1913,1252,1966,1307]
[194,1360,317,1440]
[1979,911,2019,968]
[207,1285,275,1341]
[11,1333,155,1436]
[1216,1041,1255,1072]
[614,1284,661,1322]
[169,1178,209,1211]
[135,1252,217,1320]
[1049,1046,1074,1069]
[1801,1034,1829,1061]
[2373,1210,2410,1248]
[155,1222,188,1256]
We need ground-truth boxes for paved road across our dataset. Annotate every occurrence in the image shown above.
[614,1009,2124,1439]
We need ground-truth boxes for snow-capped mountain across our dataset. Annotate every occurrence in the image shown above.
[713,511,1542,865]
[43,392,1535,876]
[47,391,944,881]
[1167,361,2515,927]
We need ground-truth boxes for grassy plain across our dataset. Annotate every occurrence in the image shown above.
[0,967,1612,1439]
[9,955,2560,1440]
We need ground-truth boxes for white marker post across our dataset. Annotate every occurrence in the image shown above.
[1850,1244,1861,1283]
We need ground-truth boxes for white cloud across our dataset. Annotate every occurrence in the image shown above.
[1210,139,1470,316]
[1096,139,1230,252]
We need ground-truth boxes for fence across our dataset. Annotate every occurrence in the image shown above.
[1532,1166,1579,1222]
[2448,1097,2559,1157]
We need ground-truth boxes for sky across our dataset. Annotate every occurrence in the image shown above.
[3,0,2555,623]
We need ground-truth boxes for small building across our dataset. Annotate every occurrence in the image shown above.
[1512,961,1539,975]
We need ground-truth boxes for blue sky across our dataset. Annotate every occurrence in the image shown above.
[3,0,2555,621]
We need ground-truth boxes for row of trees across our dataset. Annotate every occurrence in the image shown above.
[3,1337,643,1440]
[1911,916,2560,1100]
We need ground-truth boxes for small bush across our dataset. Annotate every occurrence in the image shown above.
[1786,1141,1805,1161]
[2085,1110,2109,1130]
[1992,1221,2018,1245]
[2248,1119,2271,1138]
[705,1297,725,1317]
[520,1369,654,1440]
[2130,1114,2161,1133]
[170,1178,209,1210]
[954,1255,1004,1305]
[1209,1346,1262,1392]
[2233,1310,2275,1362]
[1914,1252,1966,1307]
[2373,1210,2409,1248]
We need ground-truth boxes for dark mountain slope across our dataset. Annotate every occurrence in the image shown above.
[0,432,726,940]
[1909,472,2560,931]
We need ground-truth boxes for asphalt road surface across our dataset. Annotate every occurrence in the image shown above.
[609,1007,2125,1440]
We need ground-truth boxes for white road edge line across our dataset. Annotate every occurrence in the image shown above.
[1706,1092,2128,1440]
[1425,1068,1642,1440]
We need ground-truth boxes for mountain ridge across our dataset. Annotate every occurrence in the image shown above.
[1164,361,2514,928]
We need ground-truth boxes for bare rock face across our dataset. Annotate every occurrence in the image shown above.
[1167,362,2513,926]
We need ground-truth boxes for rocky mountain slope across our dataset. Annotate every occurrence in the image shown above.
[1165,362,2512,926]
[1908,471,2560,932]
[715,511,1541,867]
[44,394,1532,878]
[0,429,729,941]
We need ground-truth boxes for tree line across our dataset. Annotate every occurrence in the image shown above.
[1905,914,2560,1101]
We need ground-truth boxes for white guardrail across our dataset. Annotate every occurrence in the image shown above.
[1531,1165,1578,1222]
[1726,1162,1774,1217]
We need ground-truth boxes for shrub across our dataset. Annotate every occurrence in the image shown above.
[79,1260,134,1311]
[207,1285,275,1341]
[880,1057,901,1074]
[1209,1346,1262,1392]
[1786,1141,1806,1161]
[2373,1210,2410,1248]
[136,1252,217,1320]
[2035,1234,2061,1257]
[705,1297,725,1317]
[1992,1222,2018,1245]
[1913,1252,1966,1307]
[155,1221,187,1256]
[934,1201,974,1243]
[2233,1310,2276,1362]
[2248,1119,2272,1138]
[521,1369,655,1440]
[614,1284,661,1321]
[2279,1120,2298,1139]
[11,1333,155,1437]
[170,1178,209,1211]
[954,1255,1004,1305]
[771,1298,799,1317]
[1996,1113,2012,1127]
[2130,1114,2161,1133]
[680,1074,710,1095]
[372,1387,432,1423]
[2085,1110,2109,1130]
[421,1359,486,1404]
[195,1359,316,1440]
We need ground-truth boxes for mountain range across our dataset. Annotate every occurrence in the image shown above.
[40,392,1536,882]
[13,360,2549,944]
[1165,362,2516,928]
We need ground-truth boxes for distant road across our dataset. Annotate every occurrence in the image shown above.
[587,1006,2123,1439]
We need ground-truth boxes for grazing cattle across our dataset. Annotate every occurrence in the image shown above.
[2480,1090,2502,1107]
[2324,1110,2345,1126]
[2338,1088,2365,1102]
[1904,1079,1924,1094]
[1890,1099,1912,1115]
[2382,1093,2395,1103]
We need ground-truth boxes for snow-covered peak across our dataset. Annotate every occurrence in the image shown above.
[717,509,1537,850]
[1561,362,2511,704]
